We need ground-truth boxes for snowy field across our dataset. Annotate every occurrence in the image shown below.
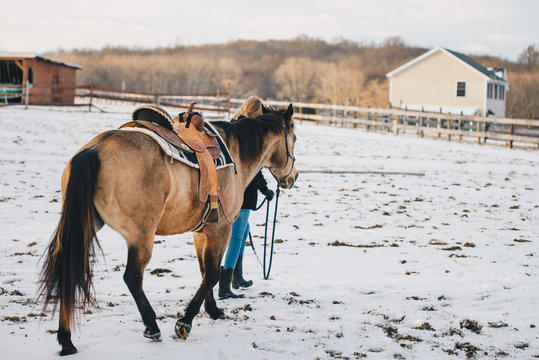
[0,104,538,359]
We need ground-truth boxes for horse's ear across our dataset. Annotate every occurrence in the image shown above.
[285,104,294,118]
[261,104,271,114]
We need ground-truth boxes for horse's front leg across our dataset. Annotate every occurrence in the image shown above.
[204,289,224,320]
[176,227,229,338]
[193,232,226,319]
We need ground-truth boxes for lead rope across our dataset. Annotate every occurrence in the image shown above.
[248,184,280,280]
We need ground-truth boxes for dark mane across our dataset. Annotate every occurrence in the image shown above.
[212,109,292,162]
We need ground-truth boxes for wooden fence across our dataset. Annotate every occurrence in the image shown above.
[229,99,539,149]
[76,85,231,115]
[69,86,539,149]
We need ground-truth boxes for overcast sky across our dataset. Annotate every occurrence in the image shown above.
[2,0,537,60]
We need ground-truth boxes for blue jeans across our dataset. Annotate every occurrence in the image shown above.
[223,209,250,270]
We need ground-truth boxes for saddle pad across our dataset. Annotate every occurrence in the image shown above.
[120,123,235,170]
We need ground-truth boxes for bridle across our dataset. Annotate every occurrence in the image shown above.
[271,130,296,183]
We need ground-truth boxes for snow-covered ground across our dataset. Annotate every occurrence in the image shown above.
[0,104,537,359]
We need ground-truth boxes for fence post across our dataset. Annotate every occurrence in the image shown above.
[509,116,514,149]
[402,113,406,134]
[24,80,30,109]
[227,82,231,120]
[395,114,400,135]
[216,89,221,116]
[89,84,94,112]
[477,120,481,144]
[459,112,463,140]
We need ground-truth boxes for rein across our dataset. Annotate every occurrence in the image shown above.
[248,181,280,280]
[248,129,294,279]
[247,126,294,279]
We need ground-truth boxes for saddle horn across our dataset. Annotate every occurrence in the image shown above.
[184,102,204,132]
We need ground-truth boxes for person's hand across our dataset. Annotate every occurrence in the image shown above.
[265,190,275,201]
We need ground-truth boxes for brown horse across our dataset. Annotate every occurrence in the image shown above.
[39,98,298,356]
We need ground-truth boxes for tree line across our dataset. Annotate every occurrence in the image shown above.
[49,37,538,118]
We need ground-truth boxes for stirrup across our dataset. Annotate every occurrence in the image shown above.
[192,201,220,232]
[205,208,220,224]
[201,201,219,224]
[205,195,220,224]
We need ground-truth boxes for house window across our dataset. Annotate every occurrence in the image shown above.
[494,84,498,99]
[28,68,33,85]
[500,85,505,100]
[456,82,466,97]
[487,83,492,99]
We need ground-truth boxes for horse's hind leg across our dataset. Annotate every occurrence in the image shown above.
[123,240,161,340]
[57,319,77,356]
[57,212,104,356]
[193,232,225,320]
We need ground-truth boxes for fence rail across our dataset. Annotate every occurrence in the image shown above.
[68,86,539,149]
[229,99,539,149]
[75,85,231,115]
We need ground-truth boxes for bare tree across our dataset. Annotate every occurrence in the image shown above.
[274,57,323,101]
[506,72,539,119]
[517,45,539,70]
[317,62,365,105]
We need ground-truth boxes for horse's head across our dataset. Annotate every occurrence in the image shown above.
[266,104,298,189]
[226,96,298,189]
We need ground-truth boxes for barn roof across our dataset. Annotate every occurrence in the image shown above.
[0,52,82,69]
[386,47,506,82]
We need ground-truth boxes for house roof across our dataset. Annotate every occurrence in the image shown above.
[386,47,506,82]
[443,48,504,81]
[0,52,82,69]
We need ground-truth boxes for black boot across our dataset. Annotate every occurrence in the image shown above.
[219,267,244,299]
[232,254,253,289]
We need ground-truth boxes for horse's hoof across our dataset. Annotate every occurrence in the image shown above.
[174,321,192,339]
[143,327,161,341]
[59,344,78,356]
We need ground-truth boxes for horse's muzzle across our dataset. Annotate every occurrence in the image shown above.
[280,172,298,189]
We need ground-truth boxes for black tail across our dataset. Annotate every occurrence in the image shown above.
[39,148,101,328]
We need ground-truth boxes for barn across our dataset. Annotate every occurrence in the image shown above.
[0,53,81,105]
[386,47,509,117]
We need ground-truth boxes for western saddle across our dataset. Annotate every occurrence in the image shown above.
[121,103,223,227]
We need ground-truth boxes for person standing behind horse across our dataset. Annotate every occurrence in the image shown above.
[219,96,275,299]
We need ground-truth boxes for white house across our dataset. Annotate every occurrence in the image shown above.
[386,47,509,117]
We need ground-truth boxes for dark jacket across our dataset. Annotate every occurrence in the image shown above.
[242,171,269,210]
